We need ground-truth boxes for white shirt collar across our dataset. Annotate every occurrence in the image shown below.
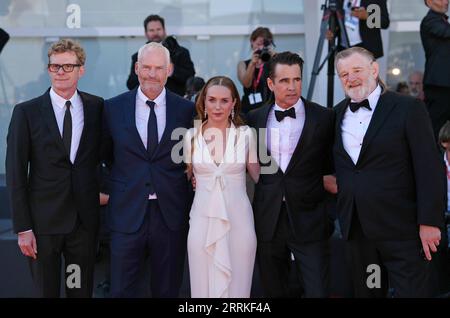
[50,87,81,109]
[350,84,382,112]
[137,86,166,107]
[273,97,305,114]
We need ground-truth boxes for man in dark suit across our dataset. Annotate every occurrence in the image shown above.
[246,52,335,297]
[103,42,194,297]
[420,0,450,138]
[126,14,195,96]
[6,39,103,297]
[328,0,390,59]
[333,47,446,297]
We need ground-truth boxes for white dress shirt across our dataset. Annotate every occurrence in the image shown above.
[135,86,167,199]
[341,85,382,164]
[50,87,84,164]
[266,98,305,173]
[444,153,450,211]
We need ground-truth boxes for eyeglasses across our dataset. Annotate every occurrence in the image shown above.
[48,64,81,73]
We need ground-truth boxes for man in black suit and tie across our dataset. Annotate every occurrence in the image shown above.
[102,42,194,297]
[6,39,103,297]
[327,0,390,59]
[420,0,450,138]
[247,52,335,297]
[333,47,446,297]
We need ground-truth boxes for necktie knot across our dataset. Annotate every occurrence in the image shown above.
[349,99,371,113]
[275,107,296,122]
[65,100,72,109]
[146,100,156,110]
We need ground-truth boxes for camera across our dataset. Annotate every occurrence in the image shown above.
[255,39,272,62]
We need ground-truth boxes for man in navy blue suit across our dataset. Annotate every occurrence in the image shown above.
[102,42,194,297]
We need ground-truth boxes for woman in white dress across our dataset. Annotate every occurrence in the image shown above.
[184,76,260,298]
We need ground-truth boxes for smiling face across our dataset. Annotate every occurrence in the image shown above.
[267,63,302,109]
[204,85,236,125]
[336,52,379,102]
[48,51,84,98]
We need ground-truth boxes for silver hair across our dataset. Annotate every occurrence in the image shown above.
[137,42,171,65]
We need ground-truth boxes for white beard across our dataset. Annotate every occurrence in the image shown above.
[346,79,377,101]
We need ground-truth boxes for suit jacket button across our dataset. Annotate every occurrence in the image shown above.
[145,183,150,187]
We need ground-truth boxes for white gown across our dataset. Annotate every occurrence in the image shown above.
[184,123,257,298]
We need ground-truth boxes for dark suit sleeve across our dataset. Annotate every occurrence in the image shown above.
[170,47,195,86]
[126,53,139,90]
[405,99,446,228]
[246,110,255,128]
[422,12,450,39]
[6,105,33,233]
[100,100,114,176]
[323,109,335,175]
[377,0,390,29]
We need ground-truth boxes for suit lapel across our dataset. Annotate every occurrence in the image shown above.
[356,91,396,165]
[73,91,91,165]
[124,88,149,157]
[285,98,317,174]
[40,89,70,161]
[335,100,355,165]
[154,90,177,158]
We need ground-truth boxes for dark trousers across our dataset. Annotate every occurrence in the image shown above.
[257,203,330,298]
[424,85,450,139]
[110,200,187,298]
[429,225,450,296]
[29,220,97,298]
[346,212,432,298]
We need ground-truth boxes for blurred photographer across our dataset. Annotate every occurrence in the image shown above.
[126,14,195,96]
[238,27,275,116]
[326,0,390,59]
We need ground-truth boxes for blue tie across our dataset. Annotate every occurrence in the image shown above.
[146,100,158,157]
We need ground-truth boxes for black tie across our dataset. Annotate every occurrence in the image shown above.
[146,100,158,157]
[349,99,372,113]
[275,107,296,122]
[62,100,72,158]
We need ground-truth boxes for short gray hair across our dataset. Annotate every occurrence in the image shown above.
[137,42,171,65]
[335,47,375,69]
